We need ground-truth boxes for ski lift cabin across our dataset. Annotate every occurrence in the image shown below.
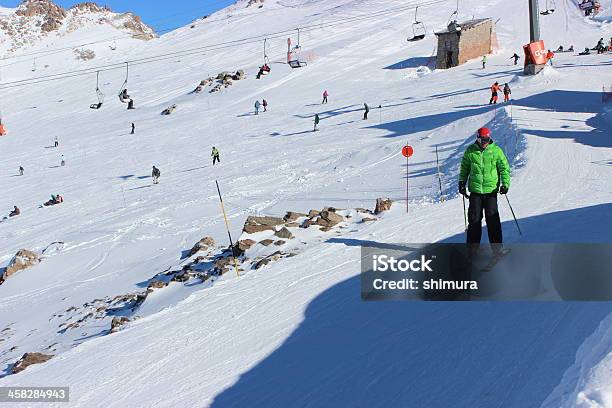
[435,18,493,69]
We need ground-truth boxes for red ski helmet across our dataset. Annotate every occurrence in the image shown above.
[477,127,491,138]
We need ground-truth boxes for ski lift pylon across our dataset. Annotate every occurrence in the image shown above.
[407,6,426,42]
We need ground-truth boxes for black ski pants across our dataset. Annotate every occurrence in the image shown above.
[467,192,502,244]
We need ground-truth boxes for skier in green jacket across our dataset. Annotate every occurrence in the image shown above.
[459,127,511,245]
[211,146,220,165]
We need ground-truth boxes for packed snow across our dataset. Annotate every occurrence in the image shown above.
[0,0,611,406]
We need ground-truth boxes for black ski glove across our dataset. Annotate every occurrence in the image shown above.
[459,181,467,196]
[499,185,508,195]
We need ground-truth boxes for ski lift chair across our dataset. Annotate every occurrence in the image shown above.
[407,7,426,42]
[540,0,555,15]
[90,72,105,109]
[287,31,307,68]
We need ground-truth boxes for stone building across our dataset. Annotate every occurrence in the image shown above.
[434,19,493,69]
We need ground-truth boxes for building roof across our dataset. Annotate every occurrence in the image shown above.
[435,18,492,36]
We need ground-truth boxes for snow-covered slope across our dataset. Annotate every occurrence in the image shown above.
[0,0,611,406]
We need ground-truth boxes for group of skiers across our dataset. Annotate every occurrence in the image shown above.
[254,99,268,115]
[489,82,512,104]
[43,194,64,207]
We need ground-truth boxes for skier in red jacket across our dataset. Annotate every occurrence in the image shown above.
[489,82,502,105]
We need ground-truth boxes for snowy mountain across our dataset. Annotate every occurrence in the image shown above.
[0,0,611,406]
[0,0,154,56]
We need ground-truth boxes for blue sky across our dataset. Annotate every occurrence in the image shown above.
[0,0,236,32]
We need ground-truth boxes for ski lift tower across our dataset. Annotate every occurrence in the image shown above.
[523,0,547,75]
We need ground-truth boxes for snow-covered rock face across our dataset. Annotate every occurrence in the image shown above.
[0,0,155,54]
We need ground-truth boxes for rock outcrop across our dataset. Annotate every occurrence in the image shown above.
[12,352,53,374]
[374,198,393,214]
[243,216,285,234]
[1,249,40,284]
[188,237,215,257]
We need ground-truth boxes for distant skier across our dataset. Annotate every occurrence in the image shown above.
[595,38,605,54]
[363,103,370,120]
[313,114,320,132]
[130,123,135,135]
[60,155,65,167]
[254,100,261,115]
[503,83,512,102]
[19,166,24,176]
[510,53,520,65]
[54,136,59,148]
[262,99,268,112]
[152,166,160,184]
[43,194,63,207]
[546,49,555,66]
[489,82,502,105]
[9,206,20,217]
[322,90,329,104]
[459,127,511,246]
[482,55,487,69]
[211,147,220,165]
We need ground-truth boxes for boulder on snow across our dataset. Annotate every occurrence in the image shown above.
[110,316,130,333]
[259,239,274,246]
[188,237,215,257]
[11,352,53,374]
[284,211,308,222]
[233,69,246,80]
[274,227,294,240]
[237,239,256,251]
[243,216,285,234]
[316,209,344,228]
[1,249,40,284]
[374,198,393,214]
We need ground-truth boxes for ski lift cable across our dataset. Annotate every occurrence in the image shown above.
[0,0,451,90]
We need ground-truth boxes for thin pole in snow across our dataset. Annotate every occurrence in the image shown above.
[435,145,444,202]
[216,180,240,277]
[406,145,409,213]
[504,194,523,236]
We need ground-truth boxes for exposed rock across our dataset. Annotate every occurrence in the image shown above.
[1,249,40,284]
[259,239,274,246]
[12,352,53,374]
[171,272,190,283]
[362,216,378,222]
[110,316,130,333]
[253,251,282,269]
[189,236,215,257]
[374,198,393,214]
[74,48,95,60]
[214,257,235,275]
[237,239,256,251]
[274,227,294,240]
[147,280,166,289]
[284,211,308,222]
[316,210,344,228]
[274,240,286,246]
[308,209,320,218]
[243,215,285,234]
[286,222,300,227]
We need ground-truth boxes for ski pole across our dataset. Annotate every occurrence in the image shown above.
[462,193,468,231]
[504,194,522,236]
